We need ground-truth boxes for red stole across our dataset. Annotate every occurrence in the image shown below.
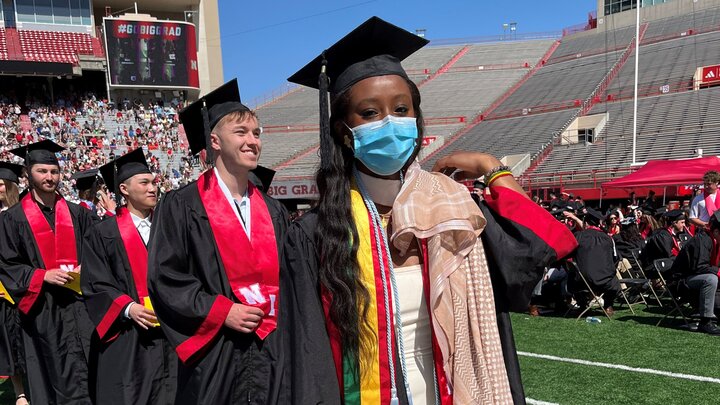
[587,225,604,233]
[115,208,149,299]
[21,193,78,270]
[196,170,279,339]
[666,228,681,256]
[705,190,718,217]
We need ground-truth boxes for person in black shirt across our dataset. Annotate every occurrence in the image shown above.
[670,211,720,335]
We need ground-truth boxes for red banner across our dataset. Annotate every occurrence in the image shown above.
[701,65,720,84]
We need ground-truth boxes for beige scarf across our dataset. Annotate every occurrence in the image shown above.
[391,161,513,405]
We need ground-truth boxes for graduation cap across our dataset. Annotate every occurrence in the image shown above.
[287,16,428,177]
[654,206,667,217]
[663,209,684,222]
[248,165,275,192]
[640,206,656,216]
[179,79,250,162]
[71,169,99,191]
[99,148,152,195]
[584,207,605,224]
[288,16,428,96]
[620,216,637,226]
[0,161,24,184]
[9,139,65,166]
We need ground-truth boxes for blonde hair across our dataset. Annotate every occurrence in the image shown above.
[208,109,260,162]
[1,179,19,208]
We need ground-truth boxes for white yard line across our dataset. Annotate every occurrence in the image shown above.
[526,397,560,405]
[518,351,720,384]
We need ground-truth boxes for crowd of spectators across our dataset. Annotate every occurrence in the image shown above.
[0,90,199,201]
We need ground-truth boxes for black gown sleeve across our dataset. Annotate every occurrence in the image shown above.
[672,233,718,277]
[0,209,45,313]
[147,191,233,364]
[81,221,135,341]
[480,185,578,311]
[279,216,341,405]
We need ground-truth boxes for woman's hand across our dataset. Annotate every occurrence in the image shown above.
[431,151,503,180]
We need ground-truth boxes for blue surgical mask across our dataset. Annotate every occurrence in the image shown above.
[346,115,419,176]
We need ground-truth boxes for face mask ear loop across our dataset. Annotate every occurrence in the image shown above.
[343,122,354,151]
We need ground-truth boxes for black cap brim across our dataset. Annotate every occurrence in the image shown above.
[99,148,152,192]
[71,169,99,191]
[179,79,250,156]
[0,161,24,184]
[287,16,429,95]
[9,139,65,166]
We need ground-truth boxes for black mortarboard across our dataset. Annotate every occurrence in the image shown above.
[179,78,250,160]
[641,206,656,216]
[663,209,684,222]
[248,165,275,192]
[71,169,99,191]
[288,16,429,96]
[584,207,605,224]
[99,148,151,193]
[654,206,667,217]
[9,139,65,166]
[620,216,637,226]
[0,161,24,184]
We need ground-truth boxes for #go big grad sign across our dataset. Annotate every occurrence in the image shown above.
[104,18,199,89]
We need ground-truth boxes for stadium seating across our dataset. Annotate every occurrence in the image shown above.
[255,86,318,126]
[18,30,96,64]
[0,28,8,60]
[608,31,720,96]
[422,109,579,169]
[531,86,720,175]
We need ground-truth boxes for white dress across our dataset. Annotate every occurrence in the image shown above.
[394,264,436,404]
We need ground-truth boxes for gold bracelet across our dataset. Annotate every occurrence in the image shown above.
[488,171,513,186]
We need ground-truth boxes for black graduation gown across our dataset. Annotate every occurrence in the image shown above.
[574,229,620,289]
[0,209,24,377]
[612,234,644,262]
[641,229,679,270]
[0,200,97,405]
[0,286,23,377]
[670,231,718,277]
[280,206,574,405]
[81,216,178,405]
[147,182,289,405]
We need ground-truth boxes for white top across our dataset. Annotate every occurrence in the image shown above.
[214,167,251,239]
[130,212,152,245]
[690,191,717,222]
[393,264,435,404]
[125,212,153,318]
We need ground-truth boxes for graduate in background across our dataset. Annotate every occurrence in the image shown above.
[147,79,289,404]
[282,17,577,404]
[81,148,177,404]
[642,210,688,266]
[72,169,117,217]
[0,162,29,405]
[73,169,100,211]
[572,208,620,316]
[0,140,97,405]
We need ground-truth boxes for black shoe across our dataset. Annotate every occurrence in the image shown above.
[698,322,720,336]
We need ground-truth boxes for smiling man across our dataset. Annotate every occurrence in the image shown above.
[82,148,177,405]
[147,79,289,404]
[0,140,97,405]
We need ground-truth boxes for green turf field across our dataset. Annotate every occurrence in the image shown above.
[1,305,717,404]
[514,305,720,405]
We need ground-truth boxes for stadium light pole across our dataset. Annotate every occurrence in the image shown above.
[632,0,641,165]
